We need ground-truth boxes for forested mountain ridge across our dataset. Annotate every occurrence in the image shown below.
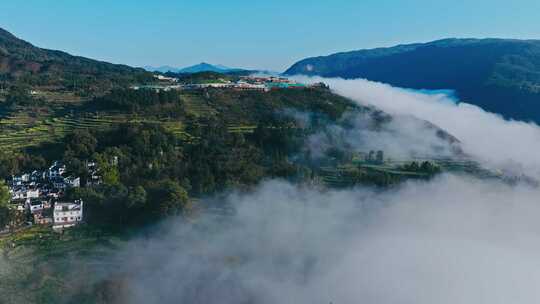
[0,27,151,92]
[285,38,540,123]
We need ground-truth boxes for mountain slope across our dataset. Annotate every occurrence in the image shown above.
[285,38,540,123]
[0,27,150,90]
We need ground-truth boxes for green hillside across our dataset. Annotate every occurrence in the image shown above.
[0,27,152,94]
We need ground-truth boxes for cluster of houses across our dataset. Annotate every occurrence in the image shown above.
[131,75,326,92]
[6,161,100,230]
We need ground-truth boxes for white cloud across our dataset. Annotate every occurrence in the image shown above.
[295,76,540,178]
[114,176,540,304]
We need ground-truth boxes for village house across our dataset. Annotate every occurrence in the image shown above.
[34,211,53,225]
[9,186,40,200]
[51,176,80,190]
[48,161,66,178]
[53,200,84,229]
[28,199,45,214]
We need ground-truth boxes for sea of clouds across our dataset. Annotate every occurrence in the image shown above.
[5,77,540,304]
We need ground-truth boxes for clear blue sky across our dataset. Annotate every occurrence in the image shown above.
[1,0,539,71]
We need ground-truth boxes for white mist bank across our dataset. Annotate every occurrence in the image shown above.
[112,175,540,304]
[294,76,540,178]
[303,110,459,160]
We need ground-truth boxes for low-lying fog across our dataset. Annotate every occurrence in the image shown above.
[116,175,540,304]
[108,78,540,303]
[296,76,540,179]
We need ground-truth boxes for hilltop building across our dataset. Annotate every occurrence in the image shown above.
[132,74,321,92]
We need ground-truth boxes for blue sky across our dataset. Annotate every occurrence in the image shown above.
[1,0,539,71]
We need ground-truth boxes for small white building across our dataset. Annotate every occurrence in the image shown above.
[53,200,84,229]
[63,176,80,188]
[155,74,178,82]
[28,200,44,214]
[47,189,61,199]
[48,161,66,178]
[26,188,40,199]
[50,176,80,189]
[10,187,40,200]
[30,170,46,182]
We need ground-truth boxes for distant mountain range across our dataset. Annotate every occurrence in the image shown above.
[144,62,247,74]
[0,27,149,90]
[285,38,540,123]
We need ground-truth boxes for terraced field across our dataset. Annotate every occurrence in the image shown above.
[0,89,273,152]
[0,109,259,152]
[181,93,217,116]
[0,112,188,152]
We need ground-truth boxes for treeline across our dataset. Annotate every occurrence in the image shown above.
[399,161,441,174]
[89,88,184,112]
[0,181,10,229]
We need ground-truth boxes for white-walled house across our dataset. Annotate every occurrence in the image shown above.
[9,187,40,200]
[53,200,83,229]
[48,161,66,178]
[64,176,80,188]
[26,188,40,199]
[28,200,44,214]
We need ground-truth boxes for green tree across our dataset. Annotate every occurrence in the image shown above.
[127,186,147,209]
[95,151,121,186]
[0,181,11,229]
[420,161,441,174]
[65,129,97,159]
[149,180,191,218]
[0,152,18,178]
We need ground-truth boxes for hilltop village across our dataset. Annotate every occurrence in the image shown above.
[132,74,327,92]
[2,160,101,231]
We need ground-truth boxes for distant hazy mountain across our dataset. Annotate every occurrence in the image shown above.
[0,27,149,88]
[144,62,246,74]
[143,65,180,73]
[285,38,540,123]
